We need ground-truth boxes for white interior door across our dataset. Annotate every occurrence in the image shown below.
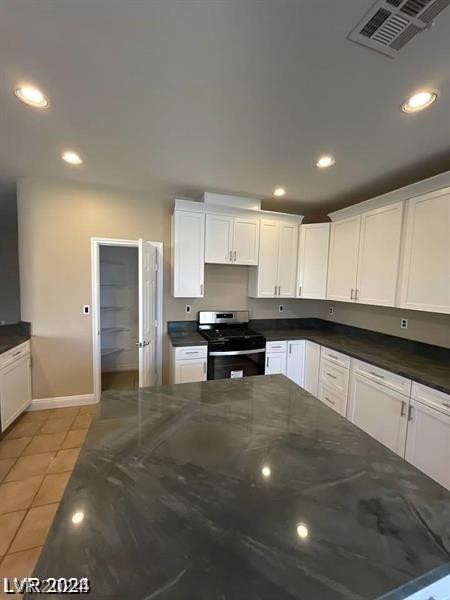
[138,240,157,388]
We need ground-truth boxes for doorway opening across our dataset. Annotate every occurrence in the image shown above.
[91,238,163,402]
[100,245,139,391]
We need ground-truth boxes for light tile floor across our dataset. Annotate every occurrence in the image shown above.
[0,405,97,592]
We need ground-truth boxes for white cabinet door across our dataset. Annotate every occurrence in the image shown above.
[254,220,280,297]
[233,216,259,265]
[175,358,207,384]
[205,214,233,264]
[303,341,320,396]
[348,372,408,456]
[318,381,348,416]
[0,355,32,431]
[399,189,450,313]
[265,352,287,375]
[356,202,403,306]
[286,340,305,386]
[297,223,330,299]
[277,223,299,297]
[327,216,361,302]
[172,211,205,297]
[405,399,450,490]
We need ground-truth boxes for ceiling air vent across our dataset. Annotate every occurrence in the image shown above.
[348,0,450,57]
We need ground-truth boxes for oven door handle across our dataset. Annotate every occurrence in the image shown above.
[209,348,266,356]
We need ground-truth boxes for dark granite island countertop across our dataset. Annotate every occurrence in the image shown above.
[30,376,450,599]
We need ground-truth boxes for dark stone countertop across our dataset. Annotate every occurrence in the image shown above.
[0,322,31,354]
[256,325,450,395]
[169,330,207,347]
[31,376,450,599]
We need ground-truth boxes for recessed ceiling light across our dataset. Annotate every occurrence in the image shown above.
[14,85,49,108]
[316,155,335,169]
[402,90,438,113]
[261,465,271,478]
[62,151,83,166]
[273,187,286,197]
[296,523,309,539]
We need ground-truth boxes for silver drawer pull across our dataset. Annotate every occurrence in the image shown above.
[400,401,406,417]
[185,351,198,354]
[407,405,414,422]
[327,354,339,360]
[12,350,22,357]
[326,372,337,379]
[324,397,335,405]
[369,371,384,379]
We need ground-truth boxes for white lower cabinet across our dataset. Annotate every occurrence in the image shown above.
[265,341,287,375]
[348,372,408,457]
[318,381,347,416]
[286,340,305,386]
[170,345,207,384]
[0,341,32,432]
[303,341,320,396]
[405,399,450,490]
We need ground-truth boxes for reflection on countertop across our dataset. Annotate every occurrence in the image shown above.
[30,375,450,599]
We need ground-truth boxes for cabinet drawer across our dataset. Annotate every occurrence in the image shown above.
[318,382,347,416]
[411,382,450,416]
[266,341,287,354]
[352,359,411,397]
[174,345,207,360]
[319,358,349,395]
[0,341,30,369]
[320,346,350,369]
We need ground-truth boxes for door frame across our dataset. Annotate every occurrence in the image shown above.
[91,237,163,403]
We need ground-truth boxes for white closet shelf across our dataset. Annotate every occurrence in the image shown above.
[101,348,126,357]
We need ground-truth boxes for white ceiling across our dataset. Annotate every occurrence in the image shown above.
[1,0,450,216]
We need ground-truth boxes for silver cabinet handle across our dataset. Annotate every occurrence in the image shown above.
[407,405,414,421]
[210,348,266,356]
[369,371,384,379]
[328,353,339,361]
[355,288,359,301]
[289,344,292,355]
[200,283,203,295]
[229,250,233,262]
[266,356,269,368]
[326,372,337,379]
[278,285,281,295]
[350,288,354,300]
[234,250,237,262]
[203,362,206,374]
[185,351,198,355]
[12,350,22,357]
[401,401,406,417]
[324,397,335,406]
[298,285,302,296]
[274,284,277,295]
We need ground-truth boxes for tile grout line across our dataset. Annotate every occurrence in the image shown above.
[0,405,89,567]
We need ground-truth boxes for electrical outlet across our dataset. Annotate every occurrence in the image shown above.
[83,305,90,315]
[278,305,284,313]
[185,305,191,314]
[401,318,408,329]
[329,306,334,316]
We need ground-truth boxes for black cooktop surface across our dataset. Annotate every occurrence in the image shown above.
[199,326,264,342]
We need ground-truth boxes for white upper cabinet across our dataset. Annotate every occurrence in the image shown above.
[399,189,450,313]
[205,214,259,266]
[327,216,361,302]
[205,214,234,264]
[172,210,205,298]
[297,223,330,299]
[356,202,403,306]
[248,219,298,298]
[233,216,260,265]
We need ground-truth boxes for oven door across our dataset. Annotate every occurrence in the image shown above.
[207,348,265,380]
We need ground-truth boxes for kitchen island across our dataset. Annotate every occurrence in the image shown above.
[30,375,450,599]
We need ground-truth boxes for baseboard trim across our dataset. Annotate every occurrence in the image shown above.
[28,393,97,411]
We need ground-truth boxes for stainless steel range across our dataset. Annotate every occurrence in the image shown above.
[198,311,266,380]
